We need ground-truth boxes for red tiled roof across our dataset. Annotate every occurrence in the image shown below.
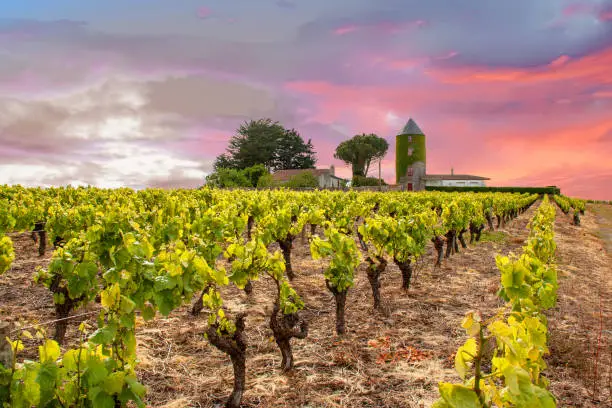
[272,168,332,182]
[422,174,490,181]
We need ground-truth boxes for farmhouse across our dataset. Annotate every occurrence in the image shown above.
[395,118,490,191]
[272,165,346,188]
[422,170,490,188]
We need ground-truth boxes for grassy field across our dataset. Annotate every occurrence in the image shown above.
[590,203,612,253]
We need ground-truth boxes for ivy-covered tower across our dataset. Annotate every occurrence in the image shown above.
[395,118,426,190]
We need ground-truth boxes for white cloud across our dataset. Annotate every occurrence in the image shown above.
[385,111,403,129]
[0,164,76,187]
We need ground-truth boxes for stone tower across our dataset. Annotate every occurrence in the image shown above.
[395,118,426,191]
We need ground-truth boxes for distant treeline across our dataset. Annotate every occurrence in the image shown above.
[425,186,561,194]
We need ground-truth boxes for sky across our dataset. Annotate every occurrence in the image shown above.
[0,1,611,199]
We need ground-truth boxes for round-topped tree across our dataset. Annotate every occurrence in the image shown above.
[395,119,426,190]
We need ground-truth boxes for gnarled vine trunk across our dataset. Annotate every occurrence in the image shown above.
[394,257,413,290]
[476,224,484,242]
[0,321,12,368]
[458,229,468,249]
[445,231,456,258]
[31,221,46,256]
[206,313,247,408]
[486,212,495,231]
[469,223,478,244]
[269,299,308,371]
[49,275,80,345]
[243,280,253,295]
[356,228,368,252]
[365,256,387,309]
[246,216,254,240]
[326,281,348,335]
[278,236,294,280]
[432,236,445,267]
[191,284,214,316]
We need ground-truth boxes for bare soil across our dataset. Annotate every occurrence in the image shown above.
[0,202,610,407]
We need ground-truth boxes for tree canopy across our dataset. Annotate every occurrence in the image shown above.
[214,119,317,171]
[205,164,269,188]
[333,133,389,177]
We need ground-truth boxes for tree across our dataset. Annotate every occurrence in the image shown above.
[243,164,269,187]
[272,129,316,170]
[215,119,317,171]
[205,168,251,188]
[333,133,389,177]
[205,164,272,188]
[283,172,319,188]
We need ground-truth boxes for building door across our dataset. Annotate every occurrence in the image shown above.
[407,183,413,191]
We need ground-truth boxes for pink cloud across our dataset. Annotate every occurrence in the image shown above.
[372,50,457,70]
[593,90,612,98]
[375,19,428,34]
[562,3,595,16]
[197,7,213,19]
[599,9,612,21]
[425,47,612,85]
[333,25,358,35]
[549,54,570,67]
[436,51,459,60]
[282,46,612,199]
[551,3,612,26]
[332,19,427,35]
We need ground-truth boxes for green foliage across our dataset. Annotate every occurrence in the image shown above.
[283,172,319,188]
[273,128,317,170]
[395,133,426,184]
[0,236,14,275]
[310,227,360,292]
[0,186,545,407]
[553,195,585,215]
[205,168,252,188]
[359,208,436,263]
[434,197,558,408]
[205,164,275,189]
[334,133,388,177]
[426,186,561,195]
[1,327,146,408]
[351,175,386,187]
[243,164,269,188]
[214,118,317,171]
[478,231,507,244]
[256,173,275,188]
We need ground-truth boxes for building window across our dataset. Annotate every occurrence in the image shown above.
[407,148,414,156]
[406,167,414,176]
[407,136,412,142]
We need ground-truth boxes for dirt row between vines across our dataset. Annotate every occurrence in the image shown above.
[547,205,611,407]
[0,201,609,407]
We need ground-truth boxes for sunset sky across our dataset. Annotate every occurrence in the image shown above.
[1,1,611,199]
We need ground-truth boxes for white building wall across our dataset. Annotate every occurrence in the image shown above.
[318,174,344,188]
[425,179,487,187]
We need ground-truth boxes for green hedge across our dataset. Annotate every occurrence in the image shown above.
[352,175,387,187]
[424,186,561,194]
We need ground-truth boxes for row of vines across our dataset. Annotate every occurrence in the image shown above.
[552,195,585,225]
[434,196,559,407]
[0,186,559,407]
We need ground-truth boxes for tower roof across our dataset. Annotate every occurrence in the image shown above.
[399,118,424,135]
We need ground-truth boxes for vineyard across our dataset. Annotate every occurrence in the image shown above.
[0,187,610,407]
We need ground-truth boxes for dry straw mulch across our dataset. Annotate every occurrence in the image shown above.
[0,201,610,407]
